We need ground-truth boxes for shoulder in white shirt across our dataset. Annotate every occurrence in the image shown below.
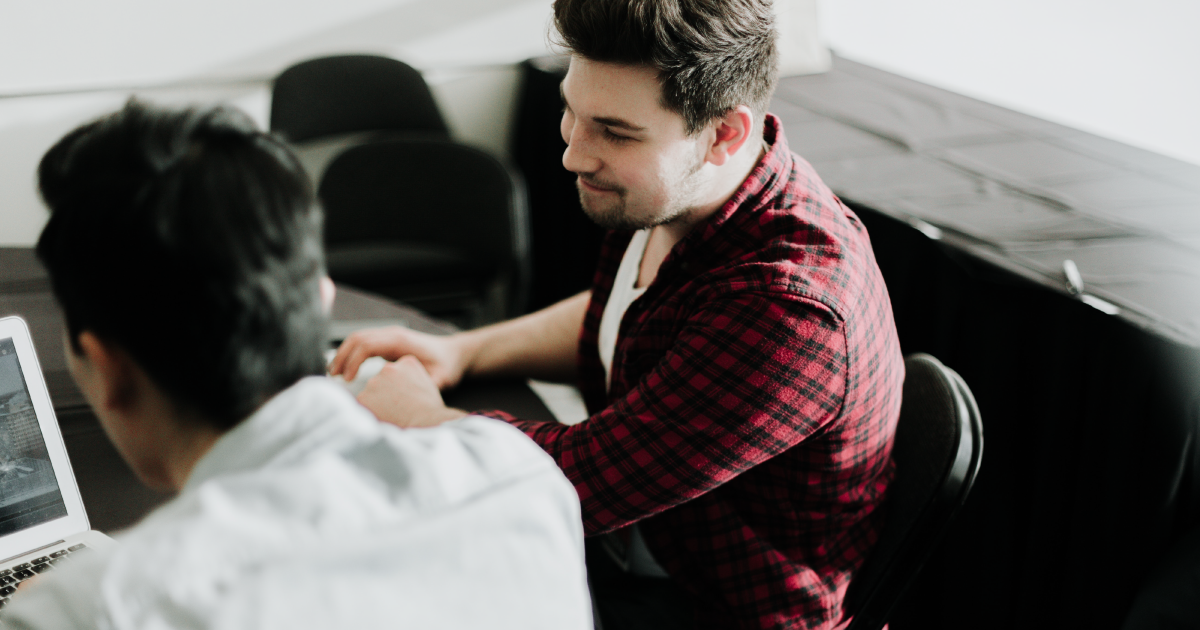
[2,377,592,630]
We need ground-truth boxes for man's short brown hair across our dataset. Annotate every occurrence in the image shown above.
[553,0,779,134]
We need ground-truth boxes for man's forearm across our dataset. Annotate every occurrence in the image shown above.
[455,290,590,383]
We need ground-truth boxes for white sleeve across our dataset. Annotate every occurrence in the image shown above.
[2,550,112,630]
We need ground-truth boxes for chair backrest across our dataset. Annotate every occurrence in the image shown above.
[317,138,530,315]
[270,54,449,143]
[843,353,984,630]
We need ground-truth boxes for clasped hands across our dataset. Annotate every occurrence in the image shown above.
[327,327,468,429]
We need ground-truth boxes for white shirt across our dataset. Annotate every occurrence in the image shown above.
[598,228,649,391]
[3,377,592,630]
[594,229,668,579]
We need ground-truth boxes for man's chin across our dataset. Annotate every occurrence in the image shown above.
[579,189,631,230]
[577,185,681,231]
[581,201,642,231]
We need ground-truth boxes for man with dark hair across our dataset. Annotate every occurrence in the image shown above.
[3,100,592,629]
[331,0,905,628]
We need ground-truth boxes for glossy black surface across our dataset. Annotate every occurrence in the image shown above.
[777,56,1200,347]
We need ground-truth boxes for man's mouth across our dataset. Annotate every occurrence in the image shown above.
[578,176,619,194]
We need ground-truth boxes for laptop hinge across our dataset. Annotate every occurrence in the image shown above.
[0,540,66,565]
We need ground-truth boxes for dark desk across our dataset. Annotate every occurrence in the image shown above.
[0,247,556,533]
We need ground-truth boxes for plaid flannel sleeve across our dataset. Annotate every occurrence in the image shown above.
[483,290,848,535]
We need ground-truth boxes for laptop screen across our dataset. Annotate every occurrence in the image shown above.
[0,337,68,536]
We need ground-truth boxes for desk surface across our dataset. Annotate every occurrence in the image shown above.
[0,246,557,532]
[774,55,1200,348]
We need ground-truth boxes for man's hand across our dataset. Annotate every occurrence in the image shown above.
[329,327,467,390]
[331,290,590,402]
[357,356,467,428]
[15,575,40,591]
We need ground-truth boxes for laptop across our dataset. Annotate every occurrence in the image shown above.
[0,316,114,607]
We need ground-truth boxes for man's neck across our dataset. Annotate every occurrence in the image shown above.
[670,137,767,242]
[164,420,223,492]
[637,140,768,288]
[135,400,224,493]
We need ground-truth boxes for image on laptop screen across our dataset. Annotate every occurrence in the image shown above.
[0,337,68,536]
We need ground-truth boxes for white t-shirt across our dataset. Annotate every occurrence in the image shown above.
[598,229,650,391]
[2,377,592,630]
[595,229,669,579]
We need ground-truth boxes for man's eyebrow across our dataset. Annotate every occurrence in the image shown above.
[558,83,647,132]
[592,116,646,132]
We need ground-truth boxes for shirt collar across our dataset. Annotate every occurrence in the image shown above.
[184,376,374,492]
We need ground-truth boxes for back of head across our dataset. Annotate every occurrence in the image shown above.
[553,0,779,134]
[36,100,328,430]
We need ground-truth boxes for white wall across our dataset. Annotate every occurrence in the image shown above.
[0,0,557,245]
[822,0,1200,167]
[0,0,402,94]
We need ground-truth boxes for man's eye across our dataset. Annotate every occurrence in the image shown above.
[603,128,632,143]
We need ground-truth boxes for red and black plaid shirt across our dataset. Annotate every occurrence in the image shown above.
[487,114,904,629]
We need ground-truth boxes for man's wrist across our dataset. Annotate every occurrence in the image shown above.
[451,329,486,380]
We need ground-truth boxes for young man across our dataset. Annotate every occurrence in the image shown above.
[330,0,905,627]
[3,101,592,629]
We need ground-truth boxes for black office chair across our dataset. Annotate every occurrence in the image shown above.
[843,353,984,630]
[317,137,530,328]
[270,54,449,144]
[270,54,452,185]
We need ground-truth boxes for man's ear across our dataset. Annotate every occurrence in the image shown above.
[76,331,137,412]
[704,105,757,167]
[320,275,336,315]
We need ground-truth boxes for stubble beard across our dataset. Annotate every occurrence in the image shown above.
[576,152,707,232]
[577,180,648,231]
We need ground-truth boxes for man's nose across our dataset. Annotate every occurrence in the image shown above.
[561,125,599,175]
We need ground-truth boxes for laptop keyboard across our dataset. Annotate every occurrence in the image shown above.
[0,543,89,609]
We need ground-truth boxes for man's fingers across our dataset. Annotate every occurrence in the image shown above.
[330,327,437,382]
[328,345,347,376]
[380,357,419,383]
[329,333,365,376]
[356,355,458,429]
[395,354,424,371]
[356,364,408,424]
[332,331,388,380]
[341,344,375,381]
[16,575,40,590]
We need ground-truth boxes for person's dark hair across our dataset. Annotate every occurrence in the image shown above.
[36,100,328,430]
[553,0,779,134]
